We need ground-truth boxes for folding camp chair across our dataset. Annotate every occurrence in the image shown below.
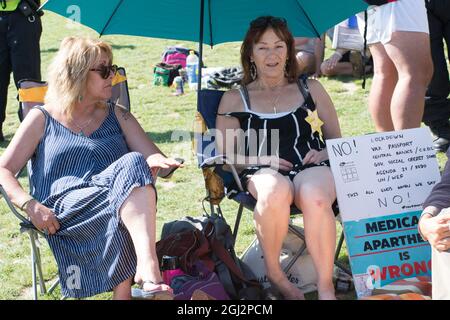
[0,67,131,300]
[194,88,352,279]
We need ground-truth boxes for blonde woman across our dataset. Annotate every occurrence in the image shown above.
[0,37,181,299]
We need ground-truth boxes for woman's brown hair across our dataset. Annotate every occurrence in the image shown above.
[240,16,299,85]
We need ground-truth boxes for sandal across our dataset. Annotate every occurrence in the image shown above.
[157,158,184,179]
[131,280,174,300]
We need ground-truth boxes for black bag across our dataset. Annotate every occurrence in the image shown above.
[159,213,263,300]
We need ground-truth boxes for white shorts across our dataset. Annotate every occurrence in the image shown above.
[356,0,429,45]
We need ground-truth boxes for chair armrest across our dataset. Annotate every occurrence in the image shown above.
[200,155,271,193]
[0,184,39,233]
[200,155,245,192]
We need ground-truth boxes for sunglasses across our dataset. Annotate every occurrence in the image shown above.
[89,64,118,79]
[250,16,287,28]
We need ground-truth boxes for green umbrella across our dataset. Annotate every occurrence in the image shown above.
[41,0,369,89]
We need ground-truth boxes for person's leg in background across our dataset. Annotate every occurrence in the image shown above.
[366,42,397,131]
[8,10,42,130]
[422,0,450,152]
[384,30,433,130]
[0,12,12,142]
[296,51,316,75]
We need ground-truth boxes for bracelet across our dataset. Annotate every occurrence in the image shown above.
[19,197,35,212]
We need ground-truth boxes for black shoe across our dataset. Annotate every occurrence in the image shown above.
[429,121,450,152]
[433,137,450,152]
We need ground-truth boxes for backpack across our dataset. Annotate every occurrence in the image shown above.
[162,46,203,68]
[172,261,230,300]
[156,213,263,300]
[153,62,182,86]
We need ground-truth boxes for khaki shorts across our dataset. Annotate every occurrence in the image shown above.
[356,0,429,45]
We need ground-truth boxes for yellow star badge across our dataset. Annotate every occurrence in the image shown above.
[305,109,324,142]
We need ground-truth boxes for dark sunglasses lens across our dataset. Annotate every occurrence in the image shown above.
[251,16,286,27]
[100,65,117,79]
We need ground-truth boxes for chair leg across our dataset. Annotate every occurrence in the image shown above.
[28,231,47,299]
[334,230,352,276]
[29,232,39,300]
[232,203,244,246]
[283,224,307,273]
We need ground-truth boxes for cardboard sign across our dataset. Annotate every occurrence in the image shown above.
[327,128,440,298]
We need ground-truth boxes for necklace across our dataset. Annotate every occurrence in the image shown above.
[71,117,93,137]
[258,78,285,114]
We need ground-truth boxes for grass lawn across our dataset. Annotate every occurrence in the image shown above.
[0,12,447,300]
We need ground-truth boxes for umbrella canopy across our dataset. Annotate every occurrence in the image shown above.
[42,0,369,46]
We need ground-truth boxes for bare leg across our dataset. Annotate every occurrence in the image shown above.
[384,31,433,130]
[120,185,171,294]
[294,166,337,300]
[247,169,304,300]
[320,61,353,77]
[296,52,316,75]
[367,43,398,131]
[113,278,133,300]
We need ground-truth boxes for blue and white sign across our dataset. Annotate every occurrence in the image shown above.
[327,128,440,298]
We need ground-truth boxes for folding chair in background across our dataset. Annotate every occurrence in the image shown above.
[0,67,130,300]
[194,88,352,280]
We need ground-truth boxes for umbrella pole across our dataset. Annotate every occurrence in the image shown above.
[196,0,205,93]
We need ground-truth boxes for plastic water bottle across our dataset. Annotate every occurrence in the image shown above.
[173,76,184,96]
[186,50,199,90]
[161,255,185,286]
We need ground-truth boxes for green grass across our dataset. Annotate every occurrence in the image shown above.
[0,12,447,300]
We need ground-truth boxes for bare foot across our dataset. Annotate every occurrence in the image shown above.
[269,275,305,300]
[142,281,173,294]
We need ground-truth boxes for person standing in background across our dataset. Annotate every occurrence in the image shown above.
[357,0,433,131]
[422,0,450,152]
[0,0,42,141]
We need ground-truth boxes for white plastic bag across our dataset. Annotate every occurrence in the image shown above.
[240,225,318,294]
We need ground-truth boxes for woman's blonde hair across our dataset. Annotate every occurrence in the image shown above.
[45,37,113,118]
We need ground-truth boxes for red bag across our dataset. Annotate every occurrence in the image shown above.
[155,229,214,273]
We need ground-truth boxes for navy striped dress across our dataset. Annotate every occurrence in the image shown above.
[29,104,154,298]
[221,78,329,195]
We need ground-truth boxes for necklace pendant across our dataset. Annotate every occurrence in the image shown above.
[78,130,85,137]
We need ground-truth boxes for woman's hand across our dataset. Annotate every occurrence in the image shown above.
[258,156,293,172]
[147,154,183,178]
[26,200,60,235]
[323,52,341,72]
[302,149,328,165]
[419,213,450,252]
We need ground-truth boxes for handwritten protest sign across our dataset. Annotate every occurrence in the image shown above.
[327,128,441,298]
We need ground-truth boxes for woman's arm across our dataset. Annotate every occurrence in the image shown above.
[300,79,341,165]
[0,109,60,234]
[0,109,45,207]
[307,79,341,140]
[114,106,181,177]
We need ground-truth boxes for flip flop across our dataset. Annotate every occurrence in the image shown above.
[158,158,184,179]
[131,280,174,300]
